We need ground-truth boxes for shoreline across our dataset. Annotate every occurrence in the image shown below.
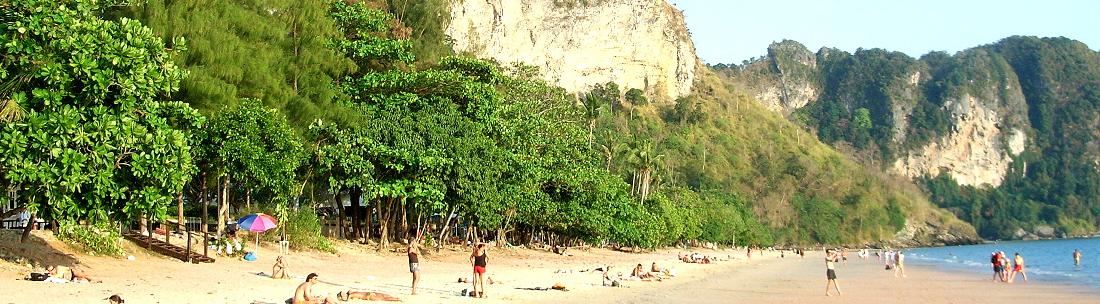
[1,230,1097,303]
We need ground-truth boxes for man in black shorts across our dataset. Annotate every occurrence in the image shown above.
[825,249,842,296]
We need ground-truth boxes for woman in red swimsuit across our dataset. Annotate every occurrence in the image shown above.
[470,243,488,298]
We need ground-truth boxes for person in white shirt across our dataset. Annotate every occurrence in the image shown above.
[17,209,31,228]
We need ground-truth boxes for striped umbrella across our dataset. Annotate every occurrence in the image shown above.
[238,213,278,232]
[238,213,278,251]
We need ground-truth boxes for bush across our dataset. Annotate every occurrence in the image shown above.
[56,221,124,256]
[271,207,335,253]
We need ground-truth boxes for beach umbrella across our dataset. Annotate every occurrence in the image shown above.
[238,213,278,232]
[238,213,278,251]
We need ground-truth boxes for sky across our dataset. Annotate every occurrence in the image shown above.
[670,0,1100,65]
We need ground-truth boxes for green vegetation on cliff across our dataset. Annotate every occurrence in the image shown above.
[720,36,1100,240]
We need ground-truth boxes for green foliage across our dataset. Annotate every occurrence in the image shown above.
[280,208,335,253]
[200,99,304,199]
[625,88,647,105]
[122,0,354,126]
[0,0,202,224]
[742,36,1100,240]
[56,221,124,256]
[385,0,454,63]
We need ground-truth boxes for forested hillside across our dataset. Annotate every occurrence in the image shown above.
[719,37,1100,240]
[0,0,977,252]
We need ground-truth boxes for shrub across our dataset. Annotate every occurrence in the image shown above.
[271,207,335,253]
[56,221,124,256]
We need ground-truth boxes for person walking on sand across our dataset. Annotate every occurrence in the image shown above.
[999,251,1011,282]
[1009,252,1028,283]
[408,233,421,295]
[1073,249,1082,266]
[825,249,842,296]
[894,250,906,278]
[470,243,489,298]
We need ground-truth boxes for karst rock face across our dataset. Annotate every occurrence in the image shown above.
[446,0,699,101]
[738,41,1034,188]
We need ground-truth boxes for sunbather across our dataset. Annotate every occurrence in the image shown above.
[47,265,100,283]
[272,256,290,279]
[293,273,338,304]
[337,290,401,302]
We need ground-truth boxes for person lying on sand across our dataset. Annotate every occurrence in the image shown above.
[46,265,101,283]
[293,273,339,304]
[272,256,290,279]
[337,290,401,302]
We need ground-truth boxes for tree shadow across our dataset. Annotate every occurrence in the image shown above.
[0,229,80,270]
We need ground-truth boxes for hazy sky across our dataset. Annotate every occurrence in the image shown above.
[670,0,1100,64]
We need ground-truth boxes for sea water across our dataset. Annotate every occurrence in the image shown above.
[906,237,1100,287]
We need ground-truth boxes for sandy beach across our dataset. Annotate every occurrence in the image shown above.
[1,230,1097,304]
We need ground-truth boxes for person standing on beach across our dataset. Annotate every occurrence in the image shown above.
[470,243,489,298]
[1073,249,1082,266]
[999,251,1011,282]
[825,249,842,296]
[991,252,1002,282]
[408,233,421,295]
[1009,252,1028,283]
[893,250,906,278]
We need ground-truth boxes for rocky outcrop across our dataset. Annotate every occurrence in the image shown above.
[891,95,1027,187]
[890,218,982,247]
[746,41,819,113]
[891,50,1030,187]
[446,0,698,101]
[736,44,1032,187]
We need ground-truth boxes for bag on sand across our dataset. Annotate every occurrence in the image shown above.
[243,251,257,261]
[28,273,49,281]
[885,264,893,270]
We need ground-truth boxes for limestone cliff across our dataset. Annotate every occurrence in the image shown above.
[446,0,698,101]
[728,44,1031,187]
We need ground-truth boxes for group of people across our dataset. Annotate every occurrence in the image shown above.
[882,249,906,278]
[678,252,719,264]
[289,233,491,303]
[991,251,1028,283]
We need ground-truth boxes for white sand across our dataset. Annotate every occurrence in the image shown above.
[1,230,1096,303]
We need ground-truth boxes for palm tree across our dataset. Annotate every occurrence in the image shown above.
[0,73,29,123]
[627,137,663,203]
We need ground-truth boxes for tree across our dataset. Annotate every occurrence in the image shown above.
[0,0,202,230]
[199,100,304,236]
[124,0,353,126]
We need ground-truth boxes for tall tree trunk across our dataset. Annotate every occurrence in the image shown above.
[350,188,362,242]
[333,193,344,239]
[399,197,408,241]
[176,192,185,233]
[245,188,252,212]
[200,171,208,235]
[379,197,393,250]
[436,205,458,251]
[367,200,376,243]
[217,175,230,237]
